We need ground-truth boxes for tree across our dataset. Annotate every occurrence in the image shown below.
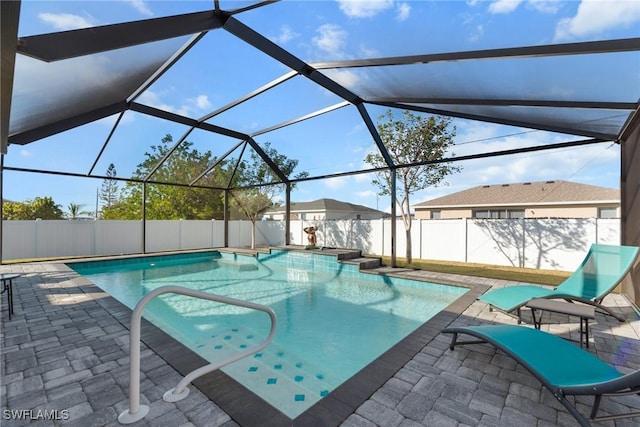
[112,134,229,220]
[99,163,119,217]
[66,202,90,219]
[232,142,309,249]
[3,197,65,220]
[364,110,461,263]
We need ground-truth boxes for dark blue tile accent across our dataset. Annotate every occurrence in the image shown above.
[214,345,223,350]
[267,378,277,385]
[254,353,262,358]
[274,364,282,370]
[294,376,303,382]
[294,394,305,402]
[316,374,324,380]
[320,390,329,397]
[248,366,258,372]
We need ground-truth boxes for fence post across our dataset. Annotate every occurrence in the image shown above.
[521,217,526,268]
[464,218,468,263]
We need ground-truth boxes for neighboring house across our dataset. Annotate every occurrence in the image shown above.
[264,198,388,221]
[413,180,620,220]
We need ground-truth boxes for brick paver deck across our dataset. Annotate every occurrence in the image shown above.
[1,255,639,426]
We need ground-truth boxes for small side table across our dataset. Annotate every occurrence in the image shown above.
[1,273,21,320]
[526,298,595,348]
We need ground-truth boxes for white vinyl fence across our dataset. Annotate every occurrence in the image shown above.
[2,218,620,271]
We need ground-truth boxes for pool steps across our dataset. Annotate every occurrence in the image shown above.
[199,325,341,416]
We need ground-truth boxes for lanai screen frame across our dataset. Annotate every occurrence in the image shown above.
[2,1,639,265]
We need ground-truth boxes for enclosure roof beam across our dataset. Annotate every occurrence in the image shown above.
[3,165,228,190]
[366,98,637,110]
[311,37,640,69]
[190,140,245,186]
[1,0,20,154]
[357,104,395,168]
[17,10,229,62]
[144,128,196,182]
[368,100,619,141]
[246,137,289,183]
[199,70,298,123]
[251,101,350,137]
[8,101,128,145]
[88,112,125,176]
[129,102,249,140]
[224,16,362,104]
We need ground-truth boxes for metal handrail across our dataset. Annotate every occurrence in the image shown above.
[118,285,277,424]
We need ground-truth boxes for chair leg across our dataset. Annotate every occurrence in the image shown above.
[590,395,602,419]
[448,332,458,350]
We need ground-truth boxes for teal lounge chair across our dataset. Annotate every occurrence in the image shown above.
[443,324,640,426]
[478,244,639,323]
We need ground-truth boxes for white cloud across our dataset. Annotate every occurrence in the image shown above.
[396,2,411,21]
[554,0,640,41]
[527,0,561,14]
[137,91,213,117]
[20,149,32,157]
[38,12,95,30]
[337,0,394,18]
[124,0,154,16]
[322,69,360,89]
[488,0,524,14]
[192,95,212,110]
[325,176,350,189]
[137,90,176,113]
[469,24,485,42]
[313,24,348,57]
[355,189,377,198]
[449,121,620,191]
[272,25,299,44]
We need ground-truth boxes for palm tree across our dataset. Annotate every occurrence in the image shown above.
[67,202,89,219]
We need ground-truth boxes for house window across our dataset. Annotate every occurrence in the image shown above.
[473,209,524,219]
[508,210,525,219]
[598,207,618,219]
[430,210,441,219]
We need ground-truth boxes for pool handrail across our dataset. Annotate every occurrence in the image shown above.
[117,285,277,425]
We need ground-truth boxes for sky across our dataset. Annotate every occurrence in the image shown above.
[5,0,640,216]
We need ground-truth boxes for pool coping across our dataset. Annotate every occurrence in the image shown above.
[65,248,490,426]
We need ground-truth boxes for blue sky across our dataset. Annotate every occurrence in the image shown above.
[6,0,640,215]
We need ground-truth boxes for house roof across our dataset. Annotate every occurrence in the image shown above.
[267,198,385,215]
[414,180,620,209]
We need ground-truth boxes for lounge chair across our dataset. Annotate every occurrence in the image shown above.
[443,324,640,426]
[478,243,639,323]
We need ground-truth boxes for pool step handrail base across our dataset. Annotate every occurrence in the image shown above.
[118,404,149,425]
[163,387,190,402]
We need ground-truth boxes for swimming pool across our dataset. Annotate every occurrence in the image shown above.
[69,249,468,418]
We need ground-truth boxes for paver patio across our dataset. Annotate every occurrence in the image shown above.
[1,254,639,426]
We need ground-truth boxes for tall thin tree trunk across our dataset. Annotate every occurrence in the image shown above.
[405,226,412,264]
[251,220,256,249]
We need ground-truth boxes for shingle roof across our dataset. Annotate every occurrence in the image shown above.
[414,180,619,208]
[267,198,384,214]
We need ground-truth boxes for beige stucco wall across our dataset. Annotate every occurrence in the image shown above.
[414,204,619,220]
[621,115,640,304]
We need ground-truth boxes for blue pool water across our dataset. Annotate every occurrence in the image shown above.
[70,250,467,418]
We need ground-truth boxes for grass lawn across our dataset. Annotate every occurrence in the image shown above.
[380,256,570,286]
